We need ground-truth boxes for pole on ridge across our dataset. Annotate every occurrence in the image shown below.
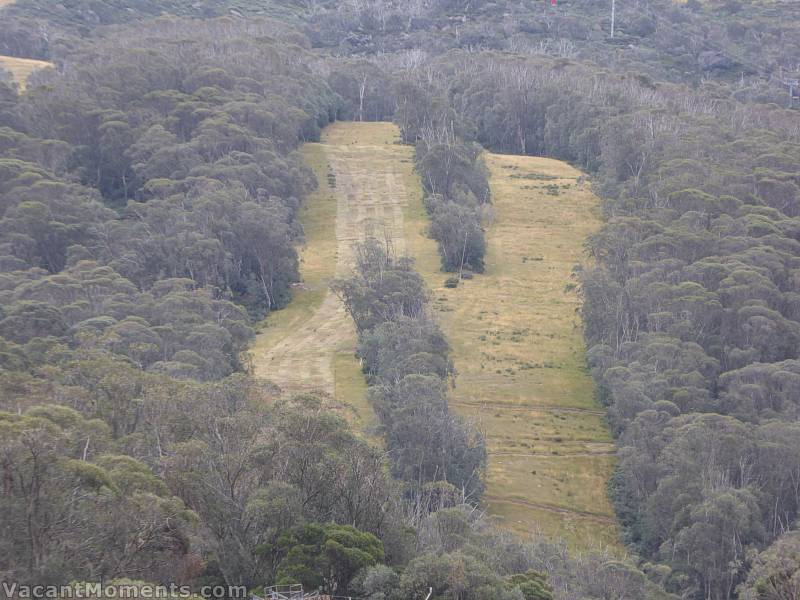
[611,0,616,38]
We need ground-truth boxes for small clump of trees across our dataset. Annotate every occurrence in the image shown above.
[335,239,486,500]
[394,76,491,274]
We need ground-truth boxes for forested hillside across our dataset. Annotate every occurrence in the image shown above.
[2,1,800,599]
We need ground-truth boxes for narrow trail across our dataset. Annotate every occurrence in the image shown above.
[253,124,412,401]
[493,448,617,458]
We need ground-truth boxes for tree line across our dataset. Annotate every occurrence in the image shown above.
[335,239,486,499]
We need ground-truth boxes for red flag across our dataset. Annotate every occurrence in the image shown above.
[550,0,557,5]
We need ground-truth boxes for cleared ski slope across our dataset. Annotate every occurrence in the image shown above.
[253,122,619,550]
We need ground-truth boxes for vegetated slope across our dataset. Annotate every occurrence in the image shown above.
[405,150,619,550]
[265,120,620,549]
[251,122,413,432]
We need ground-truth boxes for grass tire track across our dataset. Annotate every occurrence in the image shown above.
[450,400,607,416]
[483,495,618,525]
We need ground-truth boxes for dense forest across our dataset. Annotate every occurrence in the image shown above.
[1,0,800,599]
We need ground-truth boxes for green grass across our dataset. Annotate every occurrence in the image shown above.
[333,352,381,442]
[250,125,386,440]
[249,141,337,370]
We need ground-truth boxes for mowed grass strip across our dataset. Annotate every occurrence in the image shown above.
[249,141,338,373]
[250,124,393,437]
[404,147,620,550]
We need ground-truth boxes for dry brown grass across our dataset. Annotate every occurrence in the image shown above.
[0,56,52,90]
[404,147,620,551]
[250,122,411,435]
[0,1,53,90]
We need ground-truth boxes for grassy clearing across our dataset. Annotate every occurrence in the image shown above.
[0,56,52,90]
[333,352,380,440]
[251,122,412,436]
[0,0,53,90]
[253,121,619,550]
[404,146,620,551]
[249,141,342,388]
